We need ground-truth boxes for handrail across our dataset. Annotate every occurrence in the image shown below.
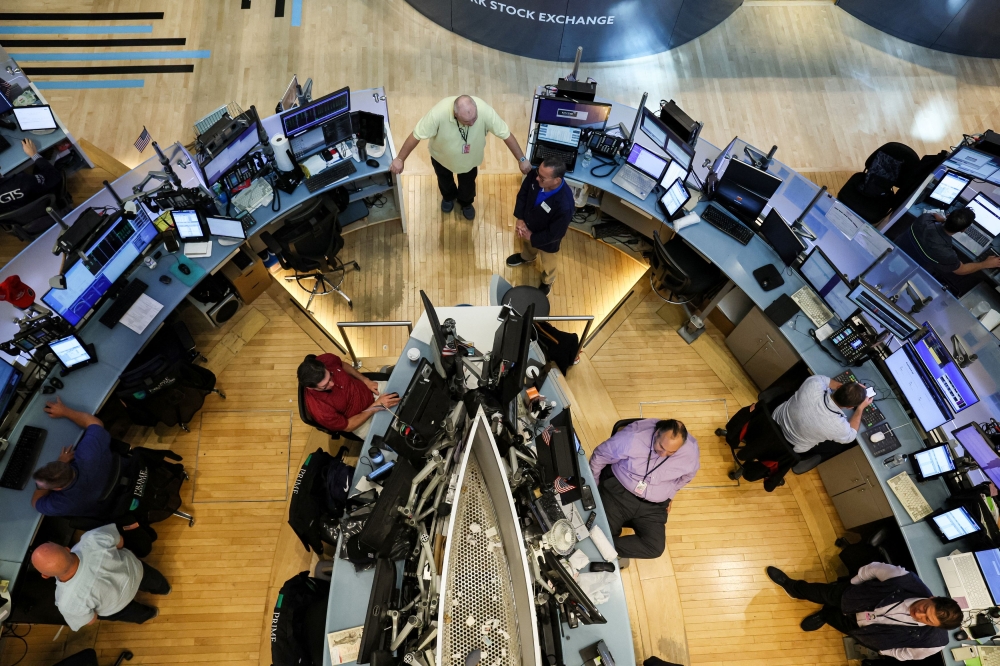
[336,321,414,368]
[288,298,349,355]
[534,315,594,348]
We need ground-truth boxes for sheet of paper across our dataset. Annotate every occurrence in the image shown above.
[120,293,164,334]
[826,201,864,240]
[855,225,894,258]
[184,242,212,258]
[327,626,364,664]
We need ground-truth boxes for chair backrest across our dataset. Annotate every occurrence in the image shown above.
[650,230,691,297]
[97,453,123,501]
[0,193,57,241]
[611,418,642,436]
[297,382,352,440]
[743,401,799,464]
[865,142,920,174]
[269,196,343,272]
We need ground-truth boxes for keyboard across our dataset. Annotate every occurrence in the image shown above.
[886,471,932,522]
[979,647,1000,666]
[534,144,576,166]
[232,178,274,213]
[0,426,47,490]
[701,205,753,245]
[833,370,887,427]
[966,226,991,246]
[99,278,148,328]
[956,555,994,609]
[591,221,636,240]
[305,159,357,193]
[239,212,256,232]
[611,164,655,200]
[791,286,834,327]
[865,422,901,457]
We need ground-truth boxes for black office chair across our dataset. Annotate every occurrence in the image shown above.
[836,527,895,576]
[0,193,59,241]
[611,418,642,436]
[261,196,360,313]
[649,230,724,306]
[837,142,920,224]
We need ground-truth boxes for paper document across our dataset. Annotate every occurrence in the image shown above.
[327,626,364,664]
[855,226,894,258]
[887,472,933,522]
[826,201,864,240]
[184,242,212,258]
[120,294,164,334]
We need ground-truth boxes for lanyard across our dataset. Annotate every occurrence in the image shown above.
[643,430,672,481]
[823,392,841,415]
[869,600,915,625]
[456,118,469,144]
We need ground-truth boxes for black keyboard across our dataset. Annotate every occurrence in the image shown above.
[592,221,636,240]
[99,277,148,328]
[534,144,576,165]
[864,422,901,457]
[0,426,47,490]
[305,159,357,193]
[701,205,754,245]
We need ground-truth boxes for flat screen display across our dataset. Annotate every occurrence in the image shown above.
[280,86,350,138]
[639,107,693,169]
[760,209,806,266]
[848,281,922,340]
[200,124,260,187]
[206,216,245,239]
[537,123,581,148]
[928,171,970,206]
[912,324,979,415]
[535,98,611,131]
[885,345,950,432]
[943,148,1000,181]
[932,506,980,541]
[13,105,57,131]
[799,248,854,319]
[976,549,1000,604]
[659,179,690,216]
[0,358,22,423]
[662,159,687,189]
[953,423,1000,488]
[913,444,955,479]
[171,210,204,239]
[49,335,92,368]
[626,144,667,180]
[966,193,1000,236]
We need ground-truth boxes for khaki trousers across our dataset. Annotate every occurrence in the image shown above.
[519,239,558,285]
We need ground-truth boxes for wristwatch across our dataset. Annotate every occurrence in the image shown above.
[519,156,527,163]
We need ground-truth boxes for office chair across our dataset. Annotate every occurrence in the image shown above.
[0,193,59,241]
[837,142,920,224]
[117,355,225,432]
[53,649,133,666]
[261,196,360,313]
[835,527,896,576]
[611,418,642,436]
[649,230,724,306]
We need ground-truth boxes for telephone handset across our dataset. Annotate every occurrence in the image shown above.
[828,312,877,365]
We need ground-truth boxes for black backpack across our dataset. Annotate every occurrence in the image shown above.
[271,572,331,666]
[288,447,355,552]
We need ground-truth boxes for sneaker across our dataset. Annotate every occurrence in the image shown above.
[462,205,475,220]
[618,557,630,570]
[441,199,455,213]
[159,581,172,596]
[539,282,552,296]
[800,612,826,632]
[506,253,527,268]
[766,566,795,599]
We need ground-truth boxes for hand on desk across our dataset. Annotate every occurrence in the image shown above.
[43,396,70,419]
[982,255,1000,270]
[57,446,74,463]
[390,158,405,175]
[373,392,400,410]
[21,138,38,158]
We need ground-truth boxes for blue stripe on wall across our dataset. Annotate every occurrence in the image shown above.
[0,26,153,34]
[292,0,303,26]
[9,50,211,61]
[34,80,145,89]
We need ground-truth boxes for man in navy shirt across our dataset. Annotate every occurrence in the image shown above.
[506,157,575,295]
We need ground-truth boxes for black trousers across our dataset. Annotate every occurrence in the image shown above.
[814,440,855,462]
[598,467,669,559]
[121,524,157,559]
[99,561,170,624]
[431,158,477,207]
[788,577,858,635]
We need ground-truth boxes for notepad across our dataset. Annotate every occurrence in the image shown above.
[184,242,212,258]
[120,294,163,335]
[887,472,933,522]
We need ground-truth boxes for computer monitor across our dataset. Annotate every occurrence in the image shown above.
[659,179,690,217]
[930,506,982,543]
[953,423,1000,487]
[966,193,1000,236]
[928,171,971,207]
[799,248,854,319]
[199,122,261,188]
[976,550,1000,602]
[942,147,1000,182]
[280,86,351,138]
[279,75,299,112]
[848,281,923,341]
[0,357,23,424]
[759,209,806,266]
[912,444,955,481]
[13,105,57,131]
[535,98,611,131]
[500,302,534,405]
[912,324,979,416]
[49,334,96,371]
[206,216,246,241]
[658,99,698,144]
[624,144,668,181]
[716,166,773,226]
[357,557,395,664]
[639,107,694,170]
[420,289,448,379]
[351,110,385,147]
[662,160,687,190]
[0,84,12,114]
[710,137,738,178]
[537,123,582,148]
[884,344,950,432]
[41,207,158,327]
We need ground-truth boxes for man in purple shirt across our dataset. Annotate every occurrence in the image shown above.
[589,419,700,563]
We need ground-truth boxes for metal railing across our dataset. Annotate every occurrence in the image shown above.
[288,298,349,355]
[534,315,594,347]
[337,321,413,368]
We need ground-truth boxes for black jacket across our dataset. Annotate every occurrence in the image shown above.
[513,169,574,253]
[0,155,62,215]
[840,572,949,652]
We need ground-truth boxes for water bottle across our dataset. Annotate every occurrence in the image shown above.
[583,147,592,167]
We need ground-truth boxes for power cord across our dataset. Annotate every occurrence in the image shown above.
[1,623,30,666]
[589,156,618,179]
[364,193,387,210]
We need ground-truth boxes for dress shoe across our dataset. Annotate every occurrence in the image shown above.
[462,205,475,220]
[506,253,527,267]
[766,566,796,598]
[441,199,455,213]
[800,612,826,631]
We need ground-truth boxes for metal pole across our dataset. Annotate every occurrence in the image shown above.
[335,321,413,368]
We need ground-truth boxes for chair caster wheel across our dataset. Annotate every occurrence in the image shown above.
[123,651,134,661]
[180,423,190,433]
[715,428,727,437]
[728,469,743,480]
[835,537,850,548]
[218,390,227,399]
[188,518,195,527]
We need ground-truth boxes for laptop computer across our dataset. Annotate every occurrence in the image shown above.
[936,548,1000,610]
[532,123,581,171]
[953,192,1000,257]
[612,144,667,200]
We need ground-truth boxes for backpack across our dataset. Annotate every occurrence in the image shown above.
[271,572,331,666]
[288,447,355,553]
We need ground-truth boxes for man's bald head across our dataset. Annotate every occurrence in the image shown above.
[31,542,76,579]
[454,95,478,126]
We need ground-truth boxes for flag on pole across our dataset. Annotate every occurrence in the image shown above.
[134,126,151,153]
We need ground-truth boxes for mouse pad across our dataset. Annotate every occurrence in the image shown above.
[764,293,799,327]
[753,264,784,291]
[169,256,206,287]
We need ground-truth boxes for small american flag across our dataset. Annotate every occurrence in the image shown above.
[554,476,577,494]
[133,126,151,153]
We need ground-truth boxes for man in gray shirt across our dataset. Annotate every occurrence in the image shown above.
[772,376,872,460]
[31,524,170,629]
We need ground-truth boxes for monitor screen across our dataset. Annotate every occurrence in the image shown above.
[0,357,22,423]
[280,86,350,138]
[848,281,922,340]
[913,324,978,415]
[662,160,687,189]
[928,171,970,206]
[199,123,260,187]
[626,144,668,180]
[41,208,158,326]
[976,549,1000,603]
[0,84,12,114]
[954,423,1000,487]
[799,248,854,319]
[171,210,204,239]
[711,137,738,176]
[913,444,955,479]
[966,193,1000,236]
[535,98,611,131]
[759,209,806,266]
[49,335,92,368]
[206,216,245,239]
[943,147,1000,181]
[13,105,58,131]
[280,75,299,112]
[660,179,690,217]
[932,506,981,541]
[537,123,582,148]
[639,107,693,169]
[885,345,950,432]
[722,159,783,199]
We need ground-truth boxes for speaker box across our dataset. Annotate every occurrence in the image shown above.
[207,291,242,326]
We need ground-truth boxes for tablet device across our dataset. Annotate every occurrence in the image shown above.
[927,171,971,207]
[48,334,98,371]
[658,178,690,218]
[13,105,58,132]
[912,444,956,481]
[170,209,208,242]
[206,216,246,240]
[929,506,981,543]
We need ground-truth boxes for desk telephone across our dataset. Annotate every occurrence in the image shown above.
[829,313,877,365]
[583,130,624,160]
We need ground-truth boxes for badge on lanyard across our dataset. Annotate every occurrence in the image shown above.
[462,144,470,154]
[634,479,648,497]
[540,201,551,213]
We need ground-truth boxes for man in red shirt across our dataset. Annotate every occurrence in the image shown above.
[297,354,400,439]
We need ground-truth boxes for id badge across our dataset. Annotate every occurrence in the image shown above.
[462,144,471,154]
[540,201,552,213]
[634,480,647,497]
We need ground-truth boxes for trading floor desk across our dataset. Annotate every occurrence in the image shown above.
[322,306,635,666]
[0,87,403,594]
[528,91,1000,664]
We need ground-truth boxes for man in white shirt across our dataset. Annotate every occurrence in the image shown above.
[30,524,171,629]
[766,562,960,661]
[771,376,872,460]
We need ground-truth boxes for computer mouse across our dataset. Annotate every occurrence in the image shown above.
[159,274,172,285]
[49,377,64,389]
[366,158,379,168]
[43,385,56,394]
[178,263,191,275]
[870,432,885,443]
[761,278,770,289]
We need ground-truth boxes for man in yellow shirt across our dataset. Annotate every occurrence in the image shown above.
[390,95,531,220]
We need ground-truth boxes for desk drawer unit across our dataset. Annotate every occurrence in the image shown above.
[819,446,893,529]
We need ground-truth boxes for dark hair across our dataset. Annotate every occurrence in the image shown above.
[540,157,567,180]
[944,208,975,234]
[33,461,75,488]
[931,597,963,629]
[297,355,327,388]
[832,382,867,409]
[654,419,688,444]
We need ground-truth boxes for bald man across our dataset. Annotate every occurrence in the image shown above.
[391,95,530,220]
[31,524,170,629]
